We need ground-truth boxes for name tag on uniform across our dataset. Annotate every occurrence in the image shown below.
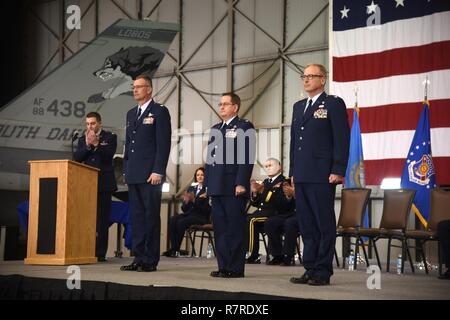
[143,116,154,124]
[100,141,109,146]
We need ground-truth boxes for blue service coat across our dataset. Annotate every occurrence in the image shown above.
[204,116,255,197]
[74,129,118,192]
[289,92,350,183]
[124,100,172,184]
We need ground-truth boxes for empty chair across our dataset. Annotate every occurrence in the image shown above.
[405,188,450,274]
[336,188,373,270]
[358,189,416,273]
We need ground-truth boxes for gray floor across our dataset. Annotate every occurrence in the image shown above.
[0,256,449,300]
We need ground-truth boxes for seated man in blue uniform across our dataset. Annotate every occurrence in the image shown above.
[289,63,350,286]
[205,92,256,278]
[164,167,211,257]
[245,158,290,264]
[74,111,117,262]
[264,179,298,266]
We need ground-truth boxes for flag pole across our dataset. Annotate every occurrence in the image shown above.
[353,84,359,115]
[423,75,430,104]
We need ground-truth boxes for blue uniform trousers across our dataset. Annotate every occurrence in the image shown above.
[294,183,336,279]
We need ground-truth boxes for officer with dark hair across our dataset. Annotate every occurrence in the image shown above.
[164,167,211,257]
[205,92,255,278]
[74,111,117,262]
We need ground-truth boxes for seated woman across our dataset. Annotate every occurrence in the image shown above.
[164,167,211,257]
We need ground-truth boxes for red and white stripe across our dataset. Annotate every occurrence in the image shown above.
[331,10,450,185]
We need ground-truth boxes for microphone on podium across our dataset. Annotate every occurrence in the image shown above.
[71,130,80,160]
[72,130,80,142]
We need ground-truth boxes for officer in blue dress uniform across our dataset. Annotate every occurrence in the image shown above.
[120,74,171,272]
[74,111,117,262]
[289,64,350,285]
[205,92,255,278]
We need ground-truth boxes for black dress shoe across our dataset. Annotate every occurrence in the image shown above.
[280,256,295,266]
[162,250,173,257]
[308,277,330,286]
[168,250,180,258]
[137,264,157,272]
[266,256,283,265]
[225,271,245,278]
[97,256,107,262]
[245,256,261,264]
[290,273,312,284]
[120,262,141,271]
[210,270,227,278]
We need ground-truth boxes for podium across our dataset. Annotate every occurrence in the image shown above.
[25,160,99,265]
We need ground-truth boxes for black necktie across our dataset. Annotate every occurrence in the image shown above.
[304,99,312,114]
[137,107,142,119]
[220,122,227,134]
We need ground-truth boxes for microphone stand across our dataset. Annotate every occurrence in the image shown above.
[71,132,79,160]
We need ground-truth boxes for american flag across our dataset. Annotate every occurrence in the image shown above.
[331,0,450,185]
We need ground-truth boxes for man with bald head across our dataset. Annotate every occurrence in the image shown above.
[121,74,171,272]
[289,63,350,285]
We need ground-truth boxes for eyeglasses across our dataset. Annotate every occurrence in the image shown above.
[301,74,324,80]
[217,102,235,107]
[132,85,150,90]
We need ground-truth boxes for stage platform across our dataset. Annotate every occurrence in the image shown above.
[0,256,449,300]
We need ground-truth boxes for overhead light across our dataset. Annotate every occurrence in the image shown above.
[162,182,170,193]
[380,178,401,189]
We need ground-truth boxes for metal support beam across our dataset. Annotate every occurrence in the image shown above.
[146,0,163,18]
[175,0,183,195]
[110,0,135,19]
[180,12,228,70]
[283,2,329,52]
[279,0,287,163]
[153,45,328,79]
[226,0,234,92]
[233,6,281,49]
[138,0,143,20]
[179,73,220,118]
[59,0,66,64]
[241,67,280,119]
[95,0,99,36]
[28,8,73,54]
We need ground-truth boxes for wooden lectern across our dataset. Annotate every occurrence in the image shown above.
[25,160,99,265]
